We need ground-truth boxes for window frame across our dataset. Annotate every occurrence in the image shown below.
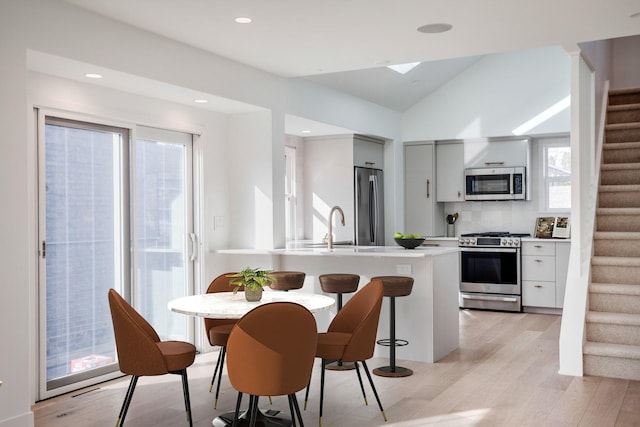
[538,137,571,213]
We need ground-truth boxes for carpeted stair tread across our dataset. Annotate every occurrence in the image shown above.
[596,207,640,215]
[594,231,640,239]
[602,141,640,150]
[608,103,640,112]
[592,256,640,267]
[590,282,640,296]
[599,184,640,192]
[606,122,640,131]
[584,341,640,360]
[601,162,640,171]
[586,311,640,326]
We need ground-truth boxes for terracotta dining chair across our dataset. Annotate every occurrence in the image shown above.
[108,288,196,427]
[226,302,317,427]
[304,279,387,426]
[204,272,241,409]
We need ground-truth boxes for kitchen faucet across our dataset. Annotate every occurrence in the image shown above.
[327,205,345,250]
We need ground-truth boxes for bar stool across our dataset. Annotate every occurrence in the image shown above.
[270,271,305,291]
[371,276,414,377]
[319,273,360,371]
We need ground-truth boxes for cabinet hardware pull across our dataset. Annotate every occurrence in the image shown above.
[534,259,542,262]
[534,245,542,248]
[458,190,461,198]
[365,161,375,166]
[484,161,505,165]
[426,179,430,198]
[534,285,543,288]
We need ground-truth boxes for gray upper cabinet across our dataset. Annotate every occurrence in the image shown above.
[436,141,464,202]
[404,142,444,237]
[464,137,532,169]
[353,135,384,169]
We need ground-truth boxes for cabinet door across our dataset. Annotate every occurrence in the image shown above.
[523,280,556,307]
[354,137,384,169]
[436,142,464,202]
[464,138,531,169]
[522,255,556,282]
[555,242,570,308]
[404,144,444,236]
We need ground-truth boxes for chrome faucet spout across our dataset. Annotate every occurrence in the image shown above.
[327,206,345,250]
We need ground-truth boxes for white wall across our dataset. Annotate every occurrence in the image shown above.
[402,46,571,141]
[302,136,355,242]
[611,35,640,89]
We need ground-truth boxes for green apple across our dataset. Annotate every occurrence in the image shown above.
[414,234,424,239]
[404,233,415,239]
[394,232,404,239]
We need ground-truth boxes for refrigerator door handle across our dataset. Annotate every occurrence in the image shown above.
[369,175,379,244]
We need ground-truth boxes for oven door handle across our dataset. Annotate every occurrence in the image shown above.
[459,247,518,253]
[461,294,519,303]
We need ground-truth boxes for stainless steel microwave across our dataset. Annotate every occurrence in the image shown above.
[464,167,526,201]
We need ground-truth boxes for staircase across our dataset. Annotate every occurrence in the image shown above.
[584,88,640,380]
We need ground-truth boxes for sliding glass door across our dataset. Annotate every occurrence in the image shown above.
[38,115,195,398]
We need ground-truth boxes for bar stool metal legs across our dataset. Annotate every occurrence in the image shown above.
[371,276,414,378]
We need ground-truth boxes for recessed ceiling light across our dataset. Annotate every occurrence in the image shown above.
[235,17,252,24]
[417,23,453,34]
[301,130,311,134]
[85,73,103,79]
[194,99,208,104]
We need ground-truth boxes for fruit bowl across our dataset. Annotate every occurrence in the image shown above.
[394,237,426,249]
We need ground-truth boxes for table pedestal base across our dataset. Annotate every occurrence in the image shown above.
[212,409,292,427]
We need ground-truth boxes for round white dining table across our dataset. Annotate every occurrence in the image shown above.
[168,290,335,427]
[168,290,335,318]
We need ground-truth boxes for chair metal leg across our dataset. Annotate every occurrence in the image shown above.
[116,375,138,427]
[179,369,194,427]
[210,346,223,392]
[249,395,259,427]
[319,359,326,427]
[214,346,227,409]
[287,395,296,427]
[304,374,312,411]
[353,361,368,405]
[291,393,304,427]
[232,392,243,427]
[361,361,387,422]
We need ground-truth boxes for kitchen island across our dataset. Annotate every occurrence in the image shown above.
[210,245,459,363]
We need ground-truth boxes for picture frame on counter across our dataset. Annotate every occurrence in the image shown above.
[534,217,555,238]
[552,216,571,238]
[534,216,571,239]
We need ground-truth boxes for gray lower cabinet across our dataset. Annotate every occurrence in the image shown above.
[522,240,570,309]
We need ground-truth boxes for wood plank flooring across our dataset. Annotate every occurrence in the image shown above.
[32,310,640,426]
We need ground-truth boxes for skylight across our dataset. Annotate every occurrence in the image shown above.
[387,62,421,75]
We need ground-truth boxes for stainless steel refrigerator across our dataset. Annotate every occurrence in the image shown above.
[354,167,384,246]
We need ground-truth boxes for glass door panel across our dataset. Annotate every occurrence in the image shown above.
[134,127,193,342]
[42,117,127,392]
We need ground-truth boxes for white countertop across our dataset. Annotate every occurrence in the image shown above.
[215,245,459,257]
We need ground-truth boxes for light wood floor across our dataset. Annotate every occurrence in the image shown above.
[33,310,640,426]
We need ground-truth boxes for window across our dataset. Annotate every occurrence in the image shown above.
[540,138,571,211]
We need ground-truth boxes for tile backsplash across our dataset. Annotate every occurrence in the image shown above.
[444,200,547,237]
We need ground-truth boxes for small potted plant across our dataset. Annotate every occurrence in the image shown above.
[227,267,275,302]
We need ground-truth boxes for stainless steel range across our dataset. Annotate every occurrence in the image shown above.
[458,232,530,312]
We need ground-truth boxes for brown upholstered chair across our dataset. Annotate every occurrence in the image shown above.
[304,280,387,426]
[270,271,306,291]
[108,289,196,427]
[226,302,317,427]
[204,272,241,409]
